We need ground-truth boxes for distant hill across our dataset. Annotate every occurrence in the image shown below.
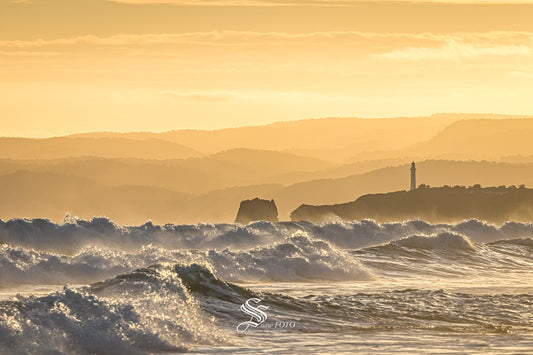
[290,186,533,224]
[0,149,329,194]
[61,114,533,164]
[210,148,331,175]
[410,118,533,159]
[1,159,533,224]
[350,117,533,161]
[9,114,533,163]
[3,114,533,224]
[0,171,191,223]
[68,115,461,162]
[0,169,283,224]
[267,158,406,185]
[0,137,202,160]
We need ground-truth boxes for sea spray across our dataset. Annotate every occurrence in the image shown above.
[3,217,533,253]
[0,264,226,354]
[0,234,375,285]
[207,233,375,282]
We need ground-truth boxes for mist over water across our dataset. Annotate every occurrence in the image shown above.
[1,217,532,353]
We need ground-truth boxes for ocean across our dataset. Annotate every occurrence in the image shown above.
[0,217,532,354]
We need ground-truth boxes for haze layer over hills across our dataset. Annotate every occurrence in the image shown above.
[2,113,533,224]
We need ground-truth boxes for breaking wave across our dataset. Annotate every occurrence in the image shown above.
[2,217,533,254]
[2,262,532,355]
[207,233,374,282]
[2,217,533,354]
[392,232,476,251]
[2,217,533,286]
[0,264,226,355]
[0,233,374,285]
[490,237,533,248]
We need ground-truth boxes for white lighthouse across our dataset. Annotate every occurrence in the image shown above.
[410,162,416,191]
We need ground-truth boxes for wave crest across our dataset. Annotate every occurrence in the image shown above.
[0,233,375,285]
[0,264,226,354]
[392,232,476,251]
[208,233,375,282]
[3,217,533,253]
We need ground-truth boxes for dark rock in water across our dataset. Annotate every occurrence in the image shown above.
[235,198,279,224]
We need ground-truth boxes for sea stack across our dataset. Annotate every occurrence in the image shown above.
[235,198,279,224]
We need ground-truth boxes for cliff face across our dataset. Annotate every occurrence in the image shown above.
[290,186,533,224]
[235,198,279,224]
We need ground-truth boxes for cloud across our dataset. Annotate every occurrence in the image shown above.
[2,31,533,65]
[0,31,397,48]
[162,90,365,103]
[507,71,533,79]
[377,40,533,61]
[164,91,235,102]
[106,0,533,5]
[108,0,292,5]
[1,31,532,48]
[0,51,59,57]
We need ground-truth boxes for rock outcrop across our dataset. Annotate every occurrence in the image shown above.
[290,185,533,224]
[235,198,279,224]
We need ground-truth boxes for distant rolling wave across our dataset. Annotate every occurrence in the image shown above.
[2,217,533,253]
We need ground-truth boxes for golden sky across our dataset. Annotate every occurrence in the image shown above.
[2,0,533,137]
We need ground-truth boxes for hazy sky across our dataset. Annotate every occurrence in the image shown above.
[2,0,533,137]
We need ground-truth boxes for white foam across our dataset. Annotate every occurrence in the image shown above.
[0,265,224,354]
[208,233,375,282]
[0,233,375,285]
[1,216,533,254]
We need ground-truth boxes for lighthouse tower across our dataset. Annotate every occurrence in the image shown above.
[410,162,416,191]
